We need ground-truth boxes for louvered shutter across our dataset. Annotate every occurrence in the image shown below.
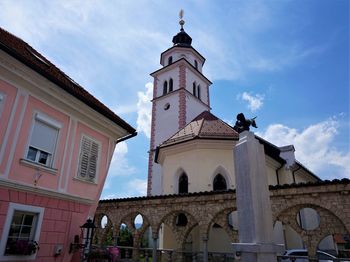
[78,136,99,182]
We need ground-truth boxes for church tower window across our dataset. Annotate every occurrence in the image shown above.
[194,60,198,69]
[178,173,188,194]
[169,78,173,92]
[163,81,168,95]
[168,56,173,65]
[192,82,196,97]
[213,174,227,191]
[197,85,201,100]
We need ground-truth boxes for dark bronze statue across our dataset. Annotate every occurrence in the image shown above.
[233,113,257,133]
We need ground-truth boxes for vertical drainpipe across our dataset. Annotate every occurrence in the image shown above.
[275,163,283,185]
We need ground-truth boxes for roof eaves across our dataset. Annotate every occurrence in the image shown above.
[0,28,136,135]
[295,160,321,181]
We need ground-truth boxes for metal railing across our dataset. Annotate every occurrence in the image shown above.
[277,254,350,261]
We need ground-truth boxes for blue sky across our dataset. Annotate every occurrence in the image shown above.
[0,0,348,199]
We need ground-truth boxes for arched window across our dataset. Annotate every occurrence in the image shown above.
[192,82,196,97]
[197,85,201,100]
[168,56,173,65]
[178,173,188,194]
[169,78,173,92]
[163,81,168,95]
[213,174,227,191]
[194,60,198,69]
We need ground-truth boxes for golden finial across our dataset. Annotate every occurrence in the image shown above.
[179,9,185,30]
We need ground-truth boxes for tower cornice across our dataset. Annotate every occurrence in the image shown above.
[160,45,205,66]
[150,58,212,85]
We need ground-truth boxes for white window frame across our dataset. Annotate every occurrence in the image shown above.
[76,134,101,184]
[25,112,62,168]
[0,203,44,261]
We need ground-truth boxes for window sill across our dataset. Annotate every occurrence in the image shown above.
[19,159,58,175]
[73,177,98,186]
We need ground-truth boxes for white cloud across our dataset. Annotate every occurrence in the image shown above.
[136,82,153,138]
[126,178,147,196]
[238,92,264,112]
[107,142,136,178]
[257,117,350,179]
[101,178,147,199]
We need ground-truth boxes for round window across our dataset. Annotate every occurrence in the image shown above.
[164,103,170,110]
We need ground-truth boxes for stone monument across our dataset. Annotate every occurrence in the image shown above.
[232,131,284,262]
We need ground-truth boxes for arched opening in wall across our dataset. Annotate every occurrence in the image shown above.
[317,235,338,258]
[163,81,168,95]
[97,214,114,245]
[273,220,285,246]
[227,211,238,230]
[118,223,133,258]
[194,60,198,69]
[208,223,233,254]
[175,213,188,226]
[140,225,153,249]
[134,213,143,230]
[296,207,320,231]
[168,56,173,65]
[183,224,199,255]
[169,78,173,92]
[278,223,304,250]
[197,85,201,100]
[192,82,196,97]
[158,223,177,250]
[213,174,227,191]
[101,215,108,229]
[178,173,188,194]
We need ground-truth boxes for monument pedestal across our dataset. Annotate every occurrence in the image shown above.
[232,131,284,262]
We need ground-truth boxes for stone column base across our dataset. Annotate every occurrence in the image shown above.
[232,243,285,262]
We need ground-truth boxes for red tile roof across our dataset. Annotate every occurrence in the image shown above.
[159,110,239,148]
[0,27,136,134]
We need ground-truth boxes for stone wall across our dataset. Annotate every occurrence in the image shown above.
[95,179,350,257]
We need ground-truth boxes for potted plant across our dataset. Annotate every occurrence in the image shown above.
[5,240,39,255]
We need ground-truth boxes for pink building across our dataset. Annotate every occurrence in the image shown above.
[0,27,136,261]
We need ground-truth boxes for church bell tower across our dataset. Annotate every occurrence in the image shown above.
[147,12,212,195]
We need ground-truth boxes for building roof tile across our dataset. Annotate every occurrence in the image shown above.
[0,27,136,134]
[160,110,239,148]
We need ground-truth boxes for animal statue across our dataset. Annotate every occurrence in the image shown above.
[233,113,258,133]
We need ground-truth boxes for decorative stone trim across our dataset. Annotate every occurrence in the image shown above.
[147,77,158,196]
[0,178,95,204]
[178,64,186,129]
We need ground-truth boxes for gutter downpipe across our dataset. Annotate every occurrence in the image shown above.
[276,163,283,185]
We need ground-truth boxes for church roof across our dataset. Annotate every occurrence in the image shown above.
[0,27,136,135]
[159,110,239,149]
[172,28,192,47]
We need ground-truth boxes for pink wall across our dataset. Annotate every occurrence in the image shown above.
[0,79,111,202]
[0,74,117,261]
[0,187,91,262]
[9,95,69,189]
